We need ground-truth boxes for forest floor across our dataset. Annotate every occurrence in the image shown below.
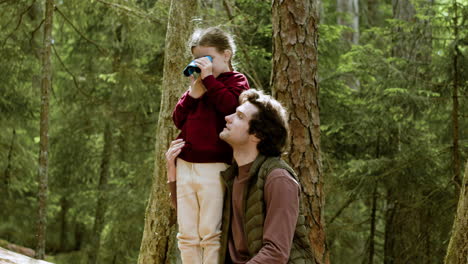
[0,247,54,264]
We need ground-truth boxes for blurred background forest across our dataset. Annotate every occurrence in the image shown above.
[0,0,467,263]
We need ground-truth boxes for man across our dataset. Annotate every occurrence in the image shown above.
[166,89,314,263]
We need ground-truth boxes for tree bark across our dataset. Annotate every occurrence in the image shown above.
[445,161,468,264]
[138,0,197,263]
[271,1,328,263]
[88,122,113,264]
[35,0,54,259]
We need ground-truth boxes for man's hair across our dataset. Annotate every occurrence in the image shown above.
[239,89,289,157]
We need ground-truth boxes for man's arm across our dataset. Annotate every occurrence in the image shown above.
[167,181,177,209]
[165,139,184,209]
[247,169,300,264]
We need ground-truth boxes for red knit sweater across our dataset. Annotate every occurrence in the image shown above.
[172,71,250,164]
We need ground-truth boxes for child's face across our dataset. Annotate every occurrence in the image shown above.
[192,46,231,77]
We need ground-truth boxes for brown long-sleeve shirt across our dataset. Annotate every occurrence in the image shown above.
[229,162,300,264]
[167,161,300,264]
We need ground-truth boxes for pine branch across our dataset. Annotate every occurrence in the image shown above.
[55,6,108,56]
[0,0,15,5]
[328,195,356,224]
[51,43,107,106]
[1,1,36,47]
[29,18,44,59]
[95,0,160,24]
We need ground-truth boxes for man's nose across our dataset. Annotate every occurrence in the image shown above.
[225,114,233,122]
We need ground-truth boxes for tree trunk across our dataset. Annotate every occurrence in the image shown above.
[336,0,359,44]
[4,128,16,187]
[35,0,54,259]
[445,161,468,264]
[88,122,113,264]
[138,0,198,263]
[368,185,377,264]
[59,197,69,251]
[383,1,433,263]
[392,0,432,81]
[271,1,329,263]
[367,0,378,27]
[383,189,399,264]
[451,0,461,187]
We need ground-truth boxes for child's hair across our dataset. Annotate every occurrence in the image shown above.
[189,27,236,71]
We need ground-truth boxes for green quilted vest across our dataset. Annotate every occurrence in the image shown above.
[219,155,314,264]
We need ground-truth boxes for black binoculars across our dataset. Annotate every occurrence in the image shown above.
[183,56,213,77]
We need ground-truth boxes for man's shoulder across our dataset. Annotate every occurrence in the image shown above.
[266,168,299,187]
[261,156,295,175]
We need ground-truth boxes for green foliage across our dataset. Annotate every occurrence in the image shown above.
[1,0,466,263]
[320,0,467,263]
[1,0,165,263]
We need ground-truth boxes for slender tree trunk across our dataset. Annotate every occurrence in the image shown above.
[4,128,16,187]
[59,197,69,251]
[451,0,461,188]
[336,0,360,90]
[384,189,398,264]
[445,161,468,264]
[368,185,377,264]
[336,0,359,44]
[35,0,54,259]
[383,1,433,263]
[88,122,113,264]
[271,1,329,263]
[138,1,197,263]
[367,0,378,26]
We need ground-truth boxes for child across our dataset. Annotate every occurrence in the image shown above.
[166,27,250,264]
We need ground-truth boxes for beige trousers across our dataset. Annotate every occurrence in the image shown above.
[176,158,228,264]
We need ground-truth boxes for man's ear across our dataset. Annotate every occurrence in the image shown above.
[250,133,261,144]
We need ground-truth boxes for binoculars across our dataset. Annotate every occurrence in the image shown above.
[183,56,213,77]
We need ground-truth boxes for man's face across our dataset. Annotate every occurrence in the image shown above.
[220,102,258,147]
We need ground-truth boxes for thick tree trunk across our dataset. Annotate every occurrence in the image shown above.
[35,0,54,259]
[88,122,113,264]
[445,161,468,264]
[271,1,328,263]
[138,1,197,263]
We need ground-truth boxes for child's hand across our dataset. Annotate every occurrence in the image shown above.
[165,139,185,182]
[188,75,206,98]
[195,56,213,79]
